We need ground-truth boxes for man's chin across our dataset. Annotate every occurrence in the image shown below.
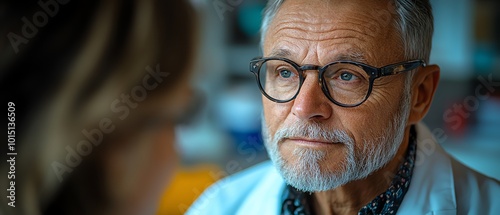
[274,156,352,192]
[278,148,347,172]
[280,167,350,192]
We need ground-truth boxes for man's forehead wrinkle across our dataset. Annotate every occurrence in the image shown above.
[336,20,383,38]
[267,28,374,63]
[270,22,374,45]
[276,3,319,23]
[274,4,341,33]
[272,19,340,36]
[270,12,382,43]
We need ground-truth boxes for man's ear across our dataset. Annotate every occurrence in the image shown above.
[408,64,440,125]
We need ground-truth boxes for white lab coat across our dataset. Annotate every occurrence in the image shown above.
[186,123,500,215]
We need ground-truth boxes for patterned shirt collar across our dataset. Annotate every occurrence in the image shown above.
[280,126,417,215]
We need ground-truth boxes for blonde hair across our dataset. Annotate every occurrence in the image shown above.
[1,0,197,214]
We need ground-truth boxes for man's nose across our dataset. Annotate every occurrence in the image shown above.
[291,72,332,121]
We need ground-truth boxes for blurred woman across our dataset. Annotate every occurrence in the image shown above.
[0,0,198,214]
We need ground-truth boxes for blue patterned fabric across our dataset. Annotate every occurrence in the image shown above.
[281,126,417,215]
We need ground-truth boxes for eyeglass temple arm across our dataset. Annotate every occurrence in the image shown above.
[380,60,426,76]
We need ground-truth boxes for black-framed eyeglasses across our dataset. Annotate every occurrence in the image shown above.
[249,57,426,107]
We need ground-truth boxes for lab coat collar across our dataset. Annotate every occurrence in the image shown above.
[397,122,457,214]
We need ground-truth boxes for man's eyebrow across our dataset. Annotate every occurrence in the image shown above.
[268,49,291,58]
[333,52,368,64]
[267,48,368,64]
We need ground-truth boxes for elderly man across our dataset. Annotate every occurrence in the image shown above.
[188,0,499,214]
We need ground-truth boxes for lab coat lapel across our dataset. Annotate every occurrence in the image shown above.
[397,123,457,214]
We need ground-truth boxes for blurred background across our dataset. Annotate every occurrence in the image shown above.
[1,0,499,214]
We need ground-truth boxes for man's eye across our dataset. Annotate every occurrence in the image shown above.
[279,69,293,78]
[339,72,357,81]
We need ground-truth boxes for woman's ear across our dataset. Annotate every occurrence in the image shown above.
[408,65,440,125]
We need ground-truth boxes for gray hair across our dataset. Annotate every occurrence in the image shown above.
[260,0,434,63]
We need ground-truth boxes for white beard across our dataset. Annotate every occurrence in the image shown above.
[263,88,411,192]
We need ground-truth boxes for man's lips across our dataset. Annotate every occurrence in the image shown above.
[286,137,338,145]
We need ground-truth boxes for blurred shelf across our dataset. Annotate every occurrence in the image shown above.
[226,45,261,75]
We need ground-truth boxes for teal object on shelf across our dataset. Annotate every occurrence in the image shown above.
[238,3,264,37]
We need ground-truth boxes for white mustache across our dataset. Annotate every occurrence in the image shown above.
[273,122,354,145]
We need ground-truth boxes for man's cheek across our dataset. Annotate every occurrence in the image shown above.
[337,114,373,147]
[263,103,285,132]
